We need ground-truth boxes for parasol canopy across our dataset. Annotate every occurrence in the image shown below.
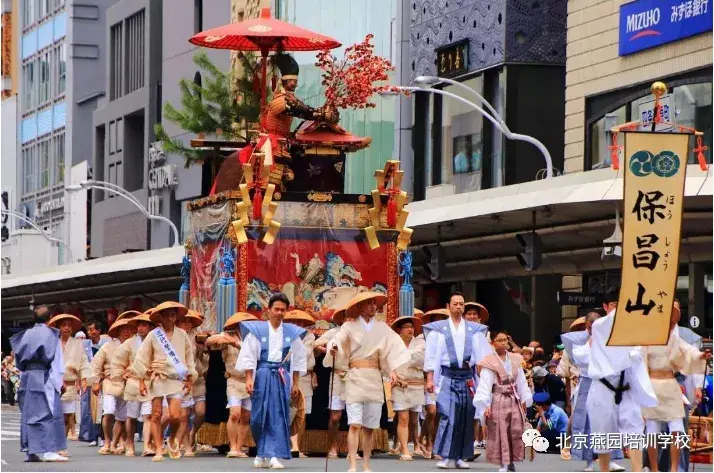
[188,8,341,52]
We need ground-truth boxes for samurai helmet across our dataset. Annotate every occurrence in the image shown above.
[273,53,299,81]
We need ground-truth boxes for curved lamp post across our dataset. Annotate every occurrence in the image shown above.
[383,79,554,179]
[65,179,181,247]
[1,209,74,263]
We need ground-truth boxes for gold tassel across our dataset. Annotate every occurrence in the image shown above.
[263,220,281,244]
[397,228,413,250]
[231,220,248,244]
[364,226,380,250]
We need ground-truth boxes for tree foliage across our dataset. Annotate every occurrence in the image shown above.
[153,51,263,168]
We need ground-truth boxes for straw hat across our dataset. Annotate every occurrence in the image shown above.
[108,318,133,338]
[421,308,450,323]
[149,301,188,323]
[223,312,257,332]
[117,310,141,322]
[569,316,586,331]
[390,315,423,335]
[414,308,424,317]
[48,314,83,332]
[179,309,203,329]
[344,292,387,320]
[331,307,347,326]
[284,309,315,327]
[128,311,155,326]
[464,302,489,323]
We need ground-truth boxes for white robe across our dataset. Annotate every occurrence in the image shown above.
[235,323,308,379]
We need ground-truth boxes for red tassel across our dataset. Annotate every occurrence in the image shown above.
[386,197,397,227]
[252,189,263,220]
[271,75,277,91]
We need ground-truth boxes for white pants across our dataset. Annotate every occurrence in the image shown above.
[103,395,128,422]
[226,396,252,410]
[346,402,382,429]
[181,395,195,409]
[646,419,685,434]
[61,400,76,415]
[392,402,421,413]
[586,375,644,453]
[193,395,206,404]
[329,395,346,411]
[126,401,152,419]
[304,395,313,415]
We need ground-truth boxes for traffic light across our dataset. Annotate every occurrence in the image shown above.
[516,232,543,271]
[422,244,445,281]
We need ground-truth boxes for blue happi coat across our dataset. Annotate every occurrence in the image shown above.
[10,324,67,455]
[239,321,306,459]
[562,331,624,462]
[424,319,488,461]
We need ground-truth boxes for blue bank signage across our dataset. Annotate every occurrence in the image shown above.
[619,0,713,56]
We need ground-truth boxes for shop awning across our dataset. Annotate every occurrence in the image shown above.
[404,165,712,282]
[1,247,185,318]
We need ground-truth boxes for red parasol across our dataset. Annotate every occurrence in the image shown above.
[189,8,341,107]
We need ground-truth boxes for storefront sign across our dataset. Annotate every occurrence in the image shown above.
[148,164,178,191]
[619,0,713,56]
[436,40,468,78]
[608,132,688,346]
[35,195,64,217]
[147,141,176,216]
[556,291,601,306]
[638,94,674,132]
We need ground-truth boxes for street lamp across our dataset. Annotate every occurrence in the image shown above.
[65,180,181,247]
[1,209,74,263]
[382,79,554,179]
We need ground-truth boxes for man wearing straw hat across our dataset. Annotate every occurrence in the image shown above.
[114,310,156,457]
[423,292,491,469]
[389,312,426,461]
[206,311,257,458]
[130,301,197,461]
[283,309,317,458]
[326,292,411,473]
[176,310,207,457]
[10,305,69,462]
[236,293,309,469]
[313,307,354,460]
[91,318,134,455]
[49,312,90,449]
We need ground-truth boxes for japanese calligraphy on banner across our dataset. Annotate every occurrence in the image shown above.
[608,132,688,346]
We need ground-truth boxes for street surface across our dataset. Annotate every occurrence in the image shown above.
[0,406,710,472]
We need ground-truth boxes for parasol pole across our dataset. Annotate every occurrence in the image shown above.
[261,46,269,108]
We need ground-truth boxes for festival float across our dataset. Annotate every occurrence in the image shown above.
[173,9,414,455]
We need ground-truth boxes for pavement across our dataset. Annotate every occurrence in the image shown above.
[0,405,709,472]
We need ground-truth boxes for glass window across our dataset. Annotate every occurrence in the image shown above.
[589,82,712,169]
[116,118,123,152]
[437,76,485,194]
[39,0,49,18]
[54,133,65,185]
[39,51,50,103]
[39,139,50,188]
[22,0,35,28]
[108,163,116,191]
[109,121,115,154]
[23,61,35,109]
[56,44,66,95]
[22,147,35,194]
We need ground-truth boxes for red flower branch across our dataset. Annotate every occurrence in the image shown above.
[316,34,406,110]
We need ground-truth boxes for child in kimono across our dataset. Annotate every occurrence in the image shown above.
[91,318,133,455]
[11,306,68,462]
[236,293,308,470]
[130,301,197,462]
[284,309,317,458]
[389,314,425,461]
[175,310,206,457]
[114,311,155,457]
[465,302,491,454]
[327,292,411,472]
[642,300,710,472]
[314,307,352,459]
[49,313,89,449]
[474,331,532,472]
[424,293,491,469]
[206,311,257,458]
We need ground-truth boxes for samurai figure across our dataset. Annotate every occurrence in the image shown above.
[264,53,338,188]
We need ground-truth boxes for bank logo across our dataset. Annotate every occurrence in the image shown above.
[629,150,681,178]
[522,428,549,453]
[625,8,662,40]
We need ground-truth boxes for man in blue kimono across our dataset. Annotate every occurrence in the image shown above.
[10,305,69,462]
[237,293,308,469]
[79,319,106,445]
[424,292,491,469]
